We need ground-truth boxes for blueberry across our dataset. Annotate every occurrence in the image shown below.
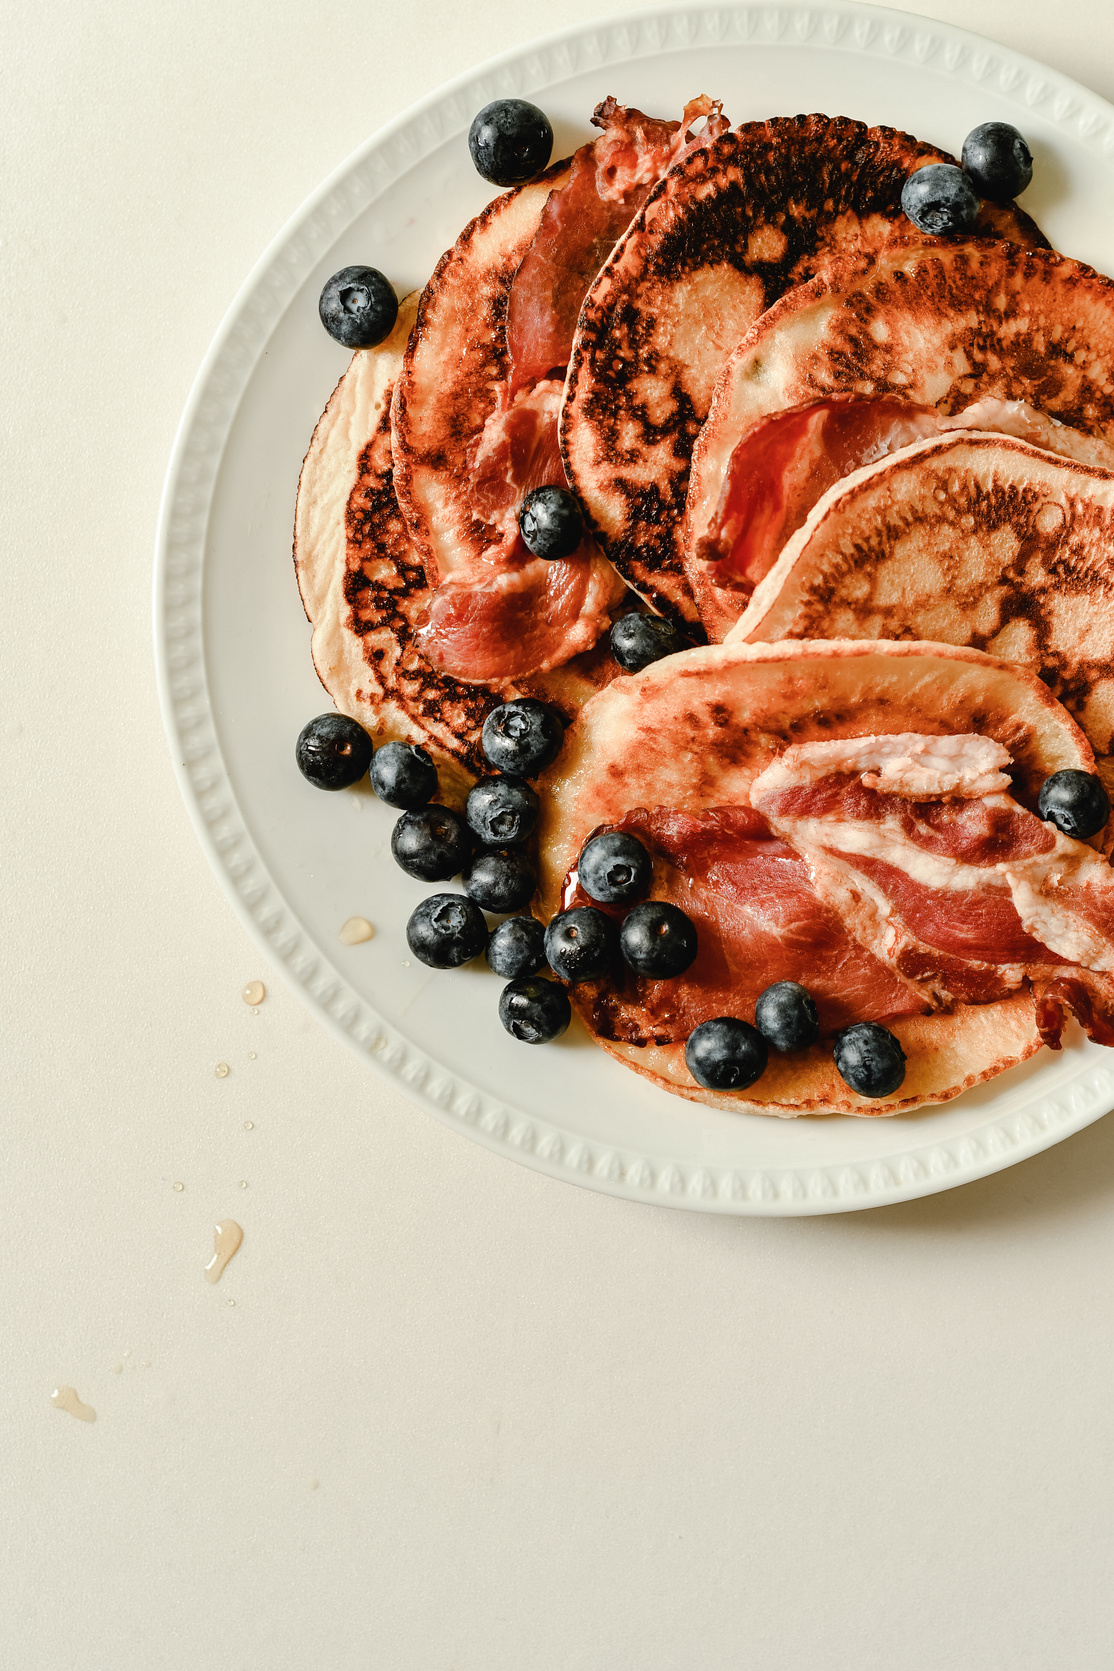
[620,901,698,978]
[318,265,398,349]
[685,1017,768,1091]
[962,122,1033,202]
[754,981,820,1053]
[465,776,539,846]
[481,698,564,776]
[295,713,373,790]
[465,847,536,913]
[468,98,553,187]
[406,893,488,969]
[577,831,652,905]
[901,163,980,236]
[544,907,618,983]
[390,805,471,881]
[487,915,547,979]
[498,976,571,1044]
[519,485,584,560]
[832,1023,907,1098]
[1038,770,1111,840]
[609,612,690,672]
[369,740,438,808]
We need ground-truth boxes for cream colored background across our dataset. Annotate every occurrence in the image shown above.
[5,2,1114,1667]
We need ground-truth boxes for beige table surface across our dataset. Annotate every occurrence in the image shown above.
[5,1,1114,1666]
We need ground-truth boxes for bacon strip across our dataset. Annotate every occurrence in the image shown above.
[507,97,727,392]
[1035,978,1114,1049]
[416,537,622,683]
[755,776,1057,867]
[569,756,1114,1051]
[566,806,928,1046]
[695,393,1114,600]
[844,853,1060,966]
[420,379,626,681]
[695,396,939,592]
[468,379,569,537]
[751,744,1114,1045]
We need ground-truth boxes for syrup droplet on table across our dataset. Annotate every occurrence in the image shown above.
[203,1219,243,1284]
[51,1386,96,1423]
[243,1120,254,1131]
[173,1182,184,1192]
[247,1051,257,1061]
[339,916,375,945]
[242,981,265,1006]
[214,1062,230,1079]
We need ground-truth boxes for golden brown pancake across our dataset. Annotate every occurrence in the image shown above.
[687,240,1114,608]
[728,432,1114,787]
[687,397,1114,644]
[391,166,568,585]
[293,295,618,802]
[537,639,1092,1116]
[560,116,1047,630]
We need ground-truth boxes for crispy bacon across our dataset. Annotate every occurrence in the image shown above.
[506,96,727,391]
[416,534,624,683]
[696,396,940,592]
[569,743,1114,1051]
[757,777,1057,867]
[469,380,567,537]
[750,737,1114,1044]
[1035,978,1114,1049]
[569,806,928,1046]
[844,854,1060,966]
[434,380,626,681]
[696,393,1114,598]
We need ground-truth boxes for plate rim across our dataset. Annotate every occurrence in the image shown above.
[154,0,1114,1216]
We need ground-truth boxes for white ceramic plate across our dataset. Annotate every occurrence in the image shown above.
[155,0,1114,1215]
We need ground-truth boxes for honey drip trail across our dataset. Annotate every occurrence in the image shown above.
[204,1219,244,1284]
[51,1386,96,1423]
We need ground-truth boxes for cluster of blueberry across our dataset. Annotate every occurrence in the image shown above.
[294,698,576,1042]
[901,121,1034,238]
[292,707,910,1096]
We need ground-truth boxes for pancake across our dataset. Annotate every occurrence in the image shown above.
[686,241,1114,640]
[389,98,728,684]
[536,639,1094,1117]
[391,165,568,586]
[560,116,1047,629]
[293,295,617,803]
[727,432,1114,788]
